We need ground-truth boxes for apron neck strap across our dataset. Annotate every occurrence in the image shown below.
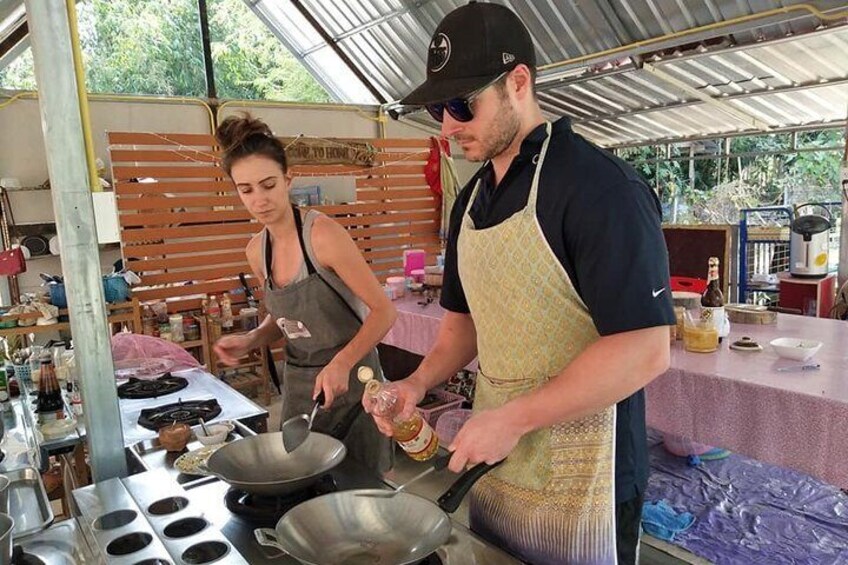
[526,121,552,212]
[291,205,317,276]
[264,207,317,289]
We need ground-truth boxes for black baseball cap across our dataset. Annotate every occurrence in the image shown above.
[401,1,536,106]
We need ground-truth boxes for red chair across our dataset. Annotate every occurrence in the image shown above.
[670,276,707,294]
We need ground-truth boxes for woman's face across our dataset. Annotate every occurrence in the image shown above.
[230,154,291,225]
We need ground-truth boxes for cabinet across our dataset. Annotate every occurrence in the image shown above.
[777,272,836,317]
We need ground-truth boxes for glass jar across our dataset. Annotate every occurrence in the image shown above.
[169,314,184,343]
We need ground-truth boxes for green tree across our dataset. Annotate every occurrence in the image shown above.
[209,0,331,103]
[0,0,330,103]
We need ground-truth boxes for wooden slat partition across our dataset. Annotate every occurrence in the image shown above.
[109,132,440,313]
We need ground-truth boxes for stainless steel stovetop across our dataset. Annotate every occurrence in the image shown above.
[179,458,523,565]
[74,460,523,564]
[117,368,268,446]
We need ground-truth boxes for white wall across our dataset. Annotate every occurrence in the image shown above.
[0,97,214,296]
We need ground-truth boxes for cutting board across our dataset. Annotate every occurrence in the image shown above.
[725,303,777,325]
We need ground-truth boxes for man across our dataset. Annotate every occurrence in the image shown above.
[366,2,675,564]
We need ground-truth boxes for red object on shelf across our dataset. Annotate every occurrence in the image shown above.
[777,272,836,318]
[670,276,708,294]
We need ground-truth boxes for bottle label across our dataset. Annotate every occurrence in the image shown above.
[701,306,729,337]
[398,421,435,455]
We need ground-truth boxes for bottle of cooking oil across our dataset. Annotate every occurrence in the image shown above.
[359,366,439,461]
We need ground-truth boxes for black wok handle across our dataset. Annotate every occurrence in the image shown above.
[314,390,326,409]
[436,459,503,514]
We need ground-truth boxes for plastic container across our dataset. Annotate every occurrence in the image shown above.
[662,432,715,457]
[386,276,405,299]
[403,249,426,277]
[169,314,184,343]
[417,387,465,429]
[411,269,425,284]
[48,276,130,308]
[435,408,473,446]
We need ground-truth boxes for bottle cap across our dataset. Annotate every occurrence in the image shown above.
[357,366,374,383]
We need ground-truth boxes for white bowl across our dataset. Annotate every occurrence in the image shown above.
[196,423,233,446]
[770,337,822,361]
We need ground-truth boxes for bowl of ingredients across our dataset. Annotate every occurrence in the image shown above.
[769,337,822,361]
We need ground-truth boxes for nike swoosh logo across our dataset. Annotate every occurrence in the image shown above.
[652,287,666,298]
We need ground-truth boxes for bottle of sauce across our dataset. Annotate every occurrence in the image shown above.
[700,256,727,343]
[360,367,439,461]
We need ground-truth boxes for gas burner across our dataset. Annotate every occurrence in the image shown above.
[117,373,188,399]
[137,399,221,431]
[11,546,46,565]
[224,475,338,527]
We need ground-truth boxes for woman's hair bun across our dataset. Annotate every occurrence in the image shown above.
[216,113,273,152]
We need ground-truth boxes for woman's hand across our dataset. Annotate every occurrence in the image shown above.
[213,333,254,367]
[313,360,352,409]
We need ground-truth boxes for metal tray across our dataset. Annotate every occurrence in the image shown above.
[126,421,247,484]
[5,466,55,538]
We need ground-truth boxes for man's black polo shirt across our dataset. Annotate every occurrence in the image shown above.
[441,117,676,503]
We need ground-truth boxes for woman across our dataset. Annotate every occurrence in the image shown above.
[213,114,395,473]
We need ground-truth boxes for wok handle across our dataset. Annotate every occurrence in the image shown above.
[436,460,503,514]
[254,528,288,557]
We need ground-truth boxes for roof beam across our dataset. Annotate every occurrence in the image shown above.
[536,5,848,80]
[0,20,27,70]
[289,0,387,104]
[642,61,772,130]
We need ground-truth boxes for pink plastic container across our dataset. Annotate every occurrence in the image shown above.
[403,249,426,277]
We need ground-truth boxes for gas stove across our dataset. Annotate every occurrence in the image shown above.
[137,399,222,431]
[118,369,268,446]
[117,374,188,399]
[223,474,338,527]
[180,459,522,565]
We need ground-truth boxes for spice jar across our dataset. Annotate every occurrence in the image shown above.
[169,314,184,343]
[183,317,199,342]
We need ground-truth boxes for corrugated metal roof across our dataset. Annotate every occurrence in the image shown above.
[3,0,847,146]
[247,0,848,146]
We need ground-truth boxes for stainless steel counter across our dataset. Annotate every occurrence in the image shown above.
[15,517,98,564]
[119,368,268,446]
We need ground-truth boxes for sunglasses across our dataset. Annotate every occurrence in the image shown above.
[425,72,508,123]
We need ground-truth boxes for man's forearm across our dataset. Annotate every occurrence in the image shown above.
[504,325,671,435]
[408,311,478,391]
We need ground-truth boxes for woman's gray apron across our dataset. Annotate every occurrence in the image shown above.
[262,207,392,474]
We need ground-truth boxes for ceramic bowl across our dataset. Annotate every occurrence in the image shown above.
[196,423,232,446]
[769,337,822,361]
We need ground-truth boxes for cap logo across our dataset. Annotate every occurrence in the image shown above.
[502,52,515,65]
[429,33,451,72]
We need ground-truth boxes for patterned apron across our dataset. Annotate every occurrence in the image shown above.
[457,123,617,564]
[262,208,392,475]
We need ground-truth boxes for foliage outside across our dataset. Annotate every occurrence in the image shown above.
[620,129,844,224]
[0,0,330,103]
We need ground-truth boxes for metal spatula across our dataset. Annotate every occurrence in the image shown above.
[281,391,325,453]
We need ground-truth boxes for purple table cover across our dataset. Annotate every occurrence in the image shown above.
[646,429,848,563]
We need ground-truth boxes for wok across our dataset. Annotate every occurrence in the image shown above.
[254,459,501,565]
[205,431,345,496]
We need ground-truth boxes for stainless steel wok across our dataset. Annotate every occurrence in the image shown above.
[254,460,500,565]
[205,431,346,496]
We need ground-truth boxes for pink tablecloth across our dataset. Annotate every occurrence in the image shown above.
[381,295,478,371]
[647,314,848,488]
[386,297,848,487]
